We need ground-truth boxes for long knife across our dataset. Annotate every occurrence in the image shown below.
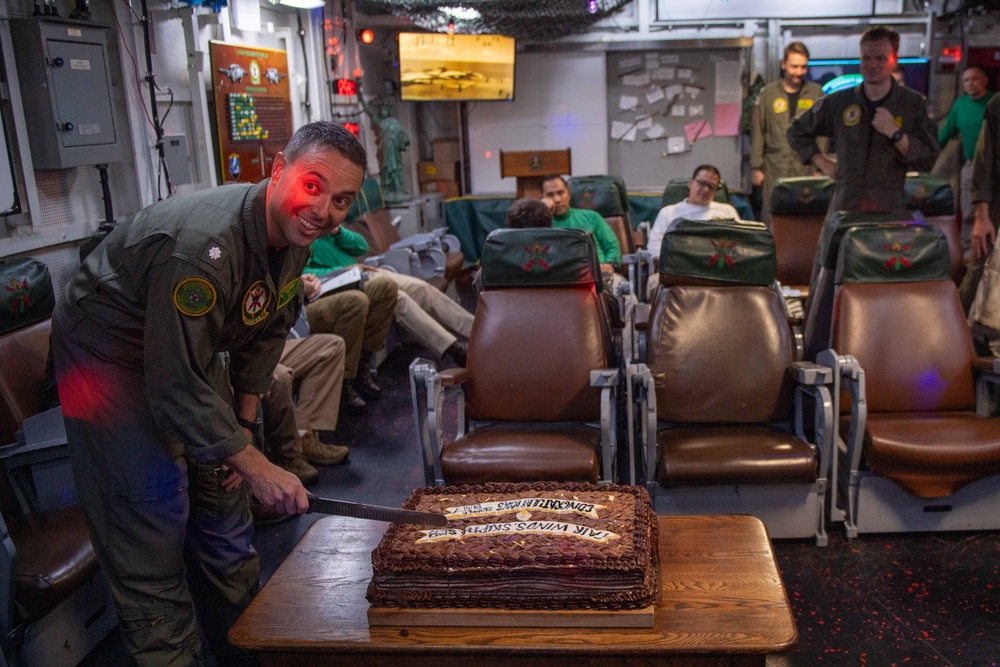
[306,494,448,527]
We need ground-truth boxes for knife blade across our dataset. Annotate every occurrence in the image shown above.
[306,494,448,527]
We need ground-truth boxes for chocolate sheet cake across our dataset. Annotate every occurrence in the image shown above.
[367,482,660,610]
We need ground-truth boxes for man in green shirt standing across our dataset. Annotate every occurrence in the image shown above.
[541,174,622,278]
[939,65,994,260]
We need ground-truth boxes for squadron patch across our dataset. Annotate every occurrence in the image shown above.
[242,280,271,325]
[893,116,903,128]
[174,277,216,317]
[797,98,814,111]
[772,97,788,114]
[843,104,862,127]
[277,277,300,309]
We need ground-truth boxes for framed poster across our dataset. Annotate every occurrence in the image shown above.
[209,41,292,184]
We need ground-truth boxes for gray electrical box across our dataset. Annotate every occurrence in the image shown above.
[11,17,122,169]
[162,134,193,186]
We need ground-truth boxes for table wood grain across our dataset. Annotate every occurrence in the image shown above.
[230,514,797,667]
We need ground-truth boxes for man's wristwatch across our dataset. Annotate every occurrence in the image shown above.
[890,128,905,143]
[236,415,262,433]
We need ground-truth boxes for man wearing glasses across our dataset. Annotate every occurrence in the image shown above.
[787,25,939,213]
[646,165,740,298]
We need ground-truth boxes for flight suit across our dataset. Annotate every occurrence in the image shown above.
[751,79,824,223]
[787,80,940,213]
[51,180,307,665]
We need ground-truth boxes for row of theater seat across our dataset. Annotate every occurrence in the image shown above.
[568,172,963,306]
[408,216,1000,547]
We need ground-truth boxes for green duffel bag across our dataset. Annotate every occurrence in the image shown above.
[0,257,55,335]
[904,173,955,216]
[658,218,775,286]
[770,176,835,216]
[479,227,602,290]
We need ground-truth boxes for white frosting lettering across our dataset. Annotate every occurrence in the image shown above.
[415,521,619,544]
[443,498,605,520]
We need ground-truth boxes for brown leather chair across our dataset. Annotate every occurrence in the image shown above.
[568,175,649,302]
[769,176,834,295]
[904,173,964,284]
[409,227,621,486]
[634,219,833,544]
[821,224,1000,537]
[348,178,464,292]
[0,318,117,667]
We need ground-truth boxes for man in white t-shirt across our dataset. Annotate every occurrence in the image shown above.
[646,164,740,298]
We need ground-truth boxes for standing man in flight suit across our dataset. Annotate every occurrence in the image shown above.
[751,41,824,224]
[50,121,366,665]
[787,25,940,213]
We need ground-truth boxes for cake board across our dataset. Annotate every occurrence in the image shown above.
[367,605,655,628]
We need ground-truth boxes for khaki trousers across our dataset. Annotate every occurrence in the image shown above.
[304,276,398,378]
[372,268,474,354]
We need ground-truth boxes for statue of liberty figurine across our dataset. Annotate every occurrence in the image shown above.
[359,83,410,202]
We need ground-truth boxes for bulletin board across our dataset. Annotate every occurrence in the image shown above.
[605,46,748,192]
[209,41,293,184]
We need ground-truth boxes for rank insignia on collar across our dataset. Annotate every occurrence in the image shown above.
[174,277,216,317]
[707,237,738,268]
[200,239,230,266]
[277,277,300,309]
[242,280,271,325]
[523,242,551,272]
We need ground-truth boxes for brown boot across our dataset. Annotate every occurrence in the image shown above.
[279,455,319,485]
[300,430,349,466]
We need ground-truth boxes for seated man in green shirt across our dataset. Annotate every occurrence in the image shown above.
[938,65,994,260]
[541,174,623,287]
[307,226,473,367]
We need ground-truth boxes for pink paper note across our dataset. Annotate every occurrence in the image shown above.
[713,102,740,137]
[683,119,712,144]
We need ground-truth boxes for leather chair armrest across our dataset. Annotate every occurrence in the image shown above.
[789,361,833,385]
[590,369,620,387]
[634,303,651,331]
[972,356,1000,376]
[438,367,471,386]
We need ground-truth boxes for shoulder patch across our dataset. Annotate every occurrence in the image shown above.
[277,277,300,309]
[199,239,230,267]
[811,97,824,114]
[242,280,271,326]
[843,104,862,127]
[174,277,216,317]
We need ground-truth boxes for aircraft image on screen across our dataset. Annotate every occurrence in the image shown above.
[399,65,512,100]
[398,33,516,102]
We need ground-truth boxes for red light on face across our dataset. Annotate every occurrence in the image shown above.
[336,79,357,96]
[344,123,360,137]
[359,29,375,45]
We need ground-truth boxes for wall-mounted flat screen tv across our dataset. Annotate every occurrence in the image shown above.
[807,57,931,96]
[398,32,515,102]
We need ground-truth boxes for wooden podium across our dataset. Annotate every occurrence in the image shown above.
[499,149,572,198]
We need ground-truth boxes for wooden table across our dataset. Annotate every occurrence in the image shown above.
[230,514,797,666]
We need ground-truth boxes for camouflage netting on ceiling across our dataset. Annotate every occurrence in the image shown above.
[355,0,633,42]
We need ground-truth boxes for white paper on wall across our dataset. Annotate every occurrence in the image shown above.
[623,71,652,87]
[619,94,639,110]
[667,136,686,154]
[715,60,741,105]
[645,86,665,104]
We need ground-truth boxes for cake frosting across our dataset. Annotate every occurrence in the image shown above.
[366,482,660,610]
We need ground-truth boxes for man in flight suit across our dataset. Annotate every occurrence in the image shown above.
[787,25,940,213]
[751,41,824,224]
[50,121,366,665]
